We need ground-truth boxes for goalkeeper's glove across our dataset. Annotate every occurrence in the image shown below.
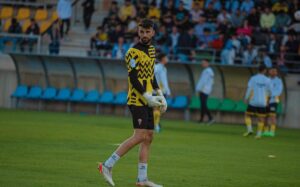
[143,92,163,107]
[157,90,167,113]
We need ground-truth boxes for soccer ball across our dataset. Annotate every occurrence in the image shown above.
[295,10,300,21]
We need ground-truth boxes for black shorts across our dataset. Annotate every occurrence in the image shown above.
[246,105,267,117]
[128,105,154,130]
[267,103,278,116]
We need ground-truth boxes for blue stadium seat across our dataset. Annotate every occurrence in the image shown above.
[40,87,56,100]
[170,96,188,109]
[69,88,85,102]
[11,85,28,98]
[113,91,127,105]
[99,90,114,104]
[26,86,43,99]
[166,97,173,106]
[54,88,71,101]
[83,90,100,103]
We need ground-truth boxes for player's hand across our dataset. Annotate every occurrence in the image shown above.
[143,92,163,107]
[157,90,167,113]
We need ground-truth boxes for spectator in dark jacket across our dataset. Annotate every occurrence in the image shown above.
[0,18,22,52]
[177,27,197,61]
[82,0,95,31]
[20,18,40,53]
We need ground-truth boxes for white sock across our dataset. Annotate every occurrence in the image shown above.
[104,152,120,168]
[138,163,148,182]
[247,125,253,132]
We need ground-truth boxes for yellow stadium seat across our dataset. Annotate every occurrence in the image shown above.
[0,6,13,19]
[3,19,12,32]
[51,11,58,21]
[35,9,48,21]
[16,8,30,20]
[22,19,31,32]
[40,21,52,33]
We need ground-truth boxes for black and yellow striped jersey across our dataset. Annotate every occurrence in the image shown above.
[125,42,157,106]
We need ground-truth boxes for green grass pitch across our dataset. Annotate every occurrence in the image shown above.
[0,109,300,187]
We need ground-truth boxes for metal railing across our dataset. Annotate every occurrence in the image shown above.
[0,32,42,53]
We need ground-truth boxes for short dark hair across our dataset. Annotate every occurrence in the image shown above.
[258,64,267,72]
[157,53,167,61]
[139,19,155,29]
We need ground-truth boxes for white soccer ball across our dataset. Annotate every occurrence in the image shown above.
[295,10,300,21]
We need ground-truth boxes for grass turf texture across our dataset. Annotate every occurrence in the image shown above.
[0,109,300,187]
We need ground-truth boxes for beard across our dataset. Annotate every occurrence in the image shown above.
[141,37,151,45]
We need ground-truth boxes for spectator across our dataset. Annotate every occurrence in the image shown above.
[236,19,253,36]
[256,0,272,10]
[168,26,180,56]
[260,7,275,32]
[205,0,222,11]
[267,33,279,54]
[225,0,240,13]
[155,25,169,54]
[136,3,148,19]
[210,33,224,50]
[221,34,238,65]
[204,2,218,23]
[118,0,136,25]
[272,0,289,14]
[102,14,120,31]
[48,20,61,55]
[284,32,299,54]
[194,16,209,40]
[90,26,109,54]
[111,36,128,59]
[274,11,291,33]
[108,24,124,44]
[194,0,205,9]
[82,0,95,31]
[20,19,40,53]
[276,46,288,73]
[231,10,246,28]
[242,44,258,65]
[217,9,232,24]
[256,49,272,68]
[173,1,190,29]
[247,8,260,28]
[182,0,194,11]
[57,0,72,40]
[240,0,254,14]
[161,0,175,13]
[147,1,161,21]
[161,10,174,32]
[177,27,197,61]
[0,18,22,52]
[197,28,215,49]
[108,1,119,16]
[126,17,138,34]
[190,1,204,25]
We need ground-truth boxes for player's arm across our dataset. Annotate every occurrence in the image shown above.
[153,75,168,112]
[244,78,253,102]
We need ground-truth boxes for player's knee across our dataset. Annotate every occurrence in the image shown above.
[145,131,154,143]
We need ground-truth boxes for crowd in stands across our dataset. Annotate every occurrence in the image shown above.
[0,0,72,54]
[90,0,300,70]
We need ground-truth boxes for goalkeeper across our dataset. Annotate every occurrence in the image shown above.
[98,19,166,187]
